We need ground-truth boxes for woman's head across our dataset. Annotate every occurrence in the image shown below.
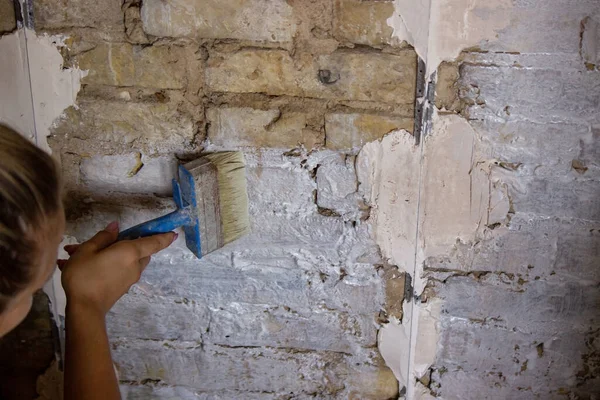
[0,124,64,336]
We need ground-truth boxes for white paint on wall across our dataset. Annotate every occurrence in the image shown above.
[0,30,36,140]
[25,30,87,152]
[387,0,512,76]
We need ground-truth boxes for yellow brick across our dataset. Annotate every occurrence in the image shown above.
[0,0,16,33]
[77,44,187,89]
[335,0,395,46]
[326,113,413,150]
[141,0,295,42]
[207,107,323,149]
[206,49,417,104]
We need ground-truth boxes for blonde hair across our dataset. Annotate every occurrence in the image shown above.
[0,124,61,311]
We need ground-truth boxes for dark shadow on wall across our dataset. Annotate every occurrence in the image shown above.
[0,292,55,400]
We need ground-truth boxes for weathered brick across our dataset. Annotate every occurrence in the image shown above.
[79,153,177,196]
[581,17,599,69]
[107,294,209,341]
[119,386,281,400]
[207,107,323,149]
[77,44,187,89]
[316,154,363,217]
[53,100,195,154]
[139,260,312,312]
[0,0,16,34]
[124,4,150,44]
[114,340,394,398]
[206,49,417,104]
[325,112,413,150]
[334,0,395,46]
[141,0,295,42]
[205,303,376,352]
[114,341,347,394]
[436,61,461,111]
[34,0,122,30]
[109,292,375,352]
[348,368,399,400]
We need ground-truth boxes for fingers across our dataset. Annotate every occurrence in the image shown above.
[64,244,80,255]
[57,259,67,270]
[130,232,177,259]
[139,256,151,271]
[80,221,120,253]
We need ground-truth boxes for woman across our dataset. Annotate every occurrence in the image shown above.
[0,124,176,400]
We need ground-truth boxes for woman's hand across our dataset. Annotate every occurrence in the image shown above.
[58,221,176,315]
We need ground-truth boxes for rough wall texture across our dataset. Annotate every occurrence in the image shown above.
[37,0,415,398]
[421,0,600,398]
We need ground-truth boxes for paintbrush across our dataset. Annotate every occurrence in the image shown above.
[117,151,250,258]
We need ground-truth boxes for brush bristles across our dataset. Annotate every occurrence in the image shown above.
[202,151,250,244]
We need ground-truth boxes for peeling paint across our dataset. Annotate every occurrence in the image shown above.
[387,0,512,75]
[0,29,86,151]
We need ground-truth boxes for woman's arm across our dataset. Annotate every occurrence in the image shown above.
[59,222,176,400]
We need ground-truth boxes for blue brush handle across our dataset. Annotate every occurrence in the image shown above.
[117,207,193,241]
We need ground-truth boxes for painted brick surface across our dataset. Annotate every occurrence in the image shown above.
[114,340,397,398]
[423,0,600,396]
[206,49,417,104]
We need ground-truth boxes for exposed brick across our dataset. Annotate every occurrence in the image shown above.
[124,4,150,44]
[79,153,177,196]
[77,43,188,89]
[34,0,123,30]
[0,0,15,34]
[141,0,295,42]
[334,0,395,46]
[348,368,399,400]
[207,107,323,149]
[206,49,417,104]
[436,61,461,111]
[52,100,195,154]
[382,266,405,320]
[325,112,413,150]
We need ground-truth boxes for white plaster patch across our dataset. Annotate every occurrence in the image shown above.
[378,319,407,384]
[387,0,513,75]
[419,113,489,263]
[0,29,86,150]
[357,130,420,273]
[359,116,510,392]
[0,30,36,140]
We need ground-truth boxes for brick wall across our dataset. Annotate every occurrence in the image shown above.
[39,0,417,398]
